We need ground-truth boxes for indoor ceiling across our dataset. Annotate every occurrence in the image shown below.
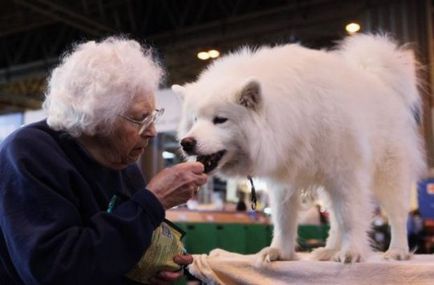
[0,0,416,113]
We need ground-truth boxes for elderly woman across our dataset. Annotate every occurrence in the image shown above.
[0,37,207,285]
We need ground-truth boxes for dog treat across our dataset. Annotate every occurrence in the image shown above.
[196,150,226,173]
[196,156,212,173]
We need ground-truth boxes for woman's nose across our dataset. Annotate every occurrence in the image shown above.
[141,123,157,138]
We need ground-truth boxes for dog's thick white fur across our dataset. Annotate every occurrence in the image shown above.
[174,34,426,263]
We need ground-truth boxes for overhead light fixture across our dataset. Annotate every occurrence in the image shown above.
[208,49,220,58]
[345,22,361,34]
[197,51,210,60]
[197,49,220,60]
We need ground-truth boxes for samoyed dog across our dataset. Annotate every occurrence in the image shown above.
[174,34,425,263]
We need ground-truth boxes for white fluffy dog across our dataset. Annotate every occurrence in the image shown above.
[174,34,426,263]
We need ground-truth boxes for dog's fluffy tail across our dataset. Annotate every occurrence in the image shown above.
[337,34,421,111]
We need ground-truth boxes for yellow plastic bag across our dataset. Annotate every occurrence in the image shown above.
[126,220,186,284]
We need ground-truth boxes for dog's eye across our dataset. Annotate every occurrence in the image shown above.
[213,116,228,124]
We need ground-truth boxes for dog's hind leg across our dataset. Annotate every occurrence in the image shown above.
[310,204,341,261]
[256,185,299,265]
[326,171,373,263]
[373,157,411,260]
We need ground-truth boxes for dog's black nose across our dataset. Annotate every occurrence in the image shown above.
[180,137,197,154]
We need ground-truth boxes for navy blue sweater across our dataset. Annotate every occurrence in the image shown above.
[0,120,165,285]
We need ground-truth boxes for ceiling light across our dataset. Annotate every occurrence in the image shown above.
[197,49,220,60]
[197,51,210,60]
[208,49,220,58]
[345,22,361,34]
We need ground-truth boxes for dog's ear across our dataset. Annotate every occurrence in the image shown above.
[171,84,186,98]
[237,79,262,111]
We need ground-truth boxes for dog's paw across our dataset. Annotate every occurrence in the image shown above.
[254,247,297,267]
[255,247,281,265]
[333,248,364,263]
[310,247,338,261]
[384,248,411,261]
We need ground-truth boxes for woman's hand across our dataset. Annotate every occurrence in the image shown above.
[148,254,194,285]
[147,162,208,209]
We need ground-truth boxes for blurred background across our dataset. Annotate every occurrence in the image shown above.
[1,0,433,265]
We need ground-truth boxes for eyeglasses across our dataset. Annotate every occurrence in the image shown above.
[119,108,165,135]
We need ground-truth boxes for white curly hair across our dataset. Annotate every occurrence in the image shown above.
[43,36,164,137]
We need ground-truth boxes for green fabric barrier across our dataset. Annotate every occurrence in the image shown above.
[216,224,247,253]
[176,222,329,254]
[181,223,218,254]
[297,224,330,250]
[174,223,329,285]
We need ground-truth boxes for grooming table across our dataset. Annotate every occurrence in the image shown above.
[189,249,434,285]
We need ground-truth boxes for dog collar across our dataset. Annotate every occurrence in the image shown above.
[247,175,257,210]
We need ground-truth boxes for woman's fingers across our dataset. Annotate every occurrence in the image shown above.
[176,161,204,174]
[149,270,183,284]
[174,254,193,265]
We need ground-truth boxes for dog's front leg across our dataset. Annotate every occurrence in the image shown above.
[256,186,299,264]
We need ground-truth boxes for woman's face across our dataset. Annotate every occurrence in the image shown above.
[105,92,158,168]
